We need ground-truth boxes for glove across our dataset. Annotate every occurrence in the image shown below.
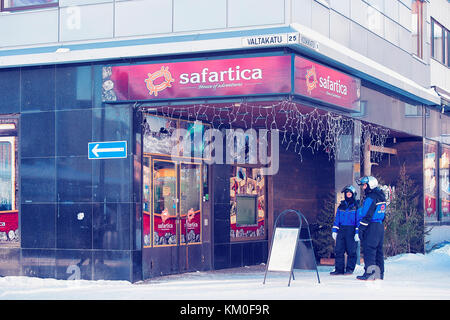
[354,234,360,242]
[332,232,337,240]
[358,223,367,240]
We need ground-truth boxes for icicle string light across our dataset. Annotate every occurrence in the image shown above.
[136,99,389,163]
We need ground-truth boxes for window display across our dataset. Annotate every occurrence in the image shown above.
[440,144,450,221]
[424,140,438,221]
[230,167,265,240]
[0,136,18,246]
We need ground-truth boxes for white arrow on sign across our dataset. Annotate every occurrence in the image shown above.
[91,143,125,157]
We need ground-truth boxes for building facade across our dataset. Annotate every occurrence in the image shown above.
[0,0,448,282]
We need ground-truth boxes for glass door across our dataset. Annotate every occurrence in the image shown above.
[143,155,203,273]
[152,159,178,246]
[180,162,202,245]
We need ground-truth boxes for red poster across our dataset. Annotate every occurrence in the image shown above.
[153,208,177,246]
[102,55,292,101]
[181,208,201,244]
[143,212,151,247]
[440,144,450,220]
[424,141,437,220]
[294,56,361,112]
[0,211,18,243]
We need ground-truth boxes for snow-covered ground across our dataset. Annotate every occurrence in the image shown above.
[0,244,449,300]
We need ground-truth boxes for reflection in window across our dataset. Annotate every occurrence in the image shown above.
[0,135,18,246]
[411,0,423,58]
[142,115,177,155]
[431,18,445,64]
[405,103,422,117]
[440,144,450,222]
[0,139,14,211]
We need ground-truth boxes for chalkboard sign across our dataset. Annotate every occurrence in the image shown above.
[267,227,300,272]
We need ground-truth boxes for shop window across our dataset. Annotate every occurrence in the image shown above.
[431,18,448,65]
[411,0,423,59]
[230,167,266,241]
[142,114,211,160]
[142,114,208,248]
[439,144,450,222]
[424,140,438,222]
[0,120,18,247]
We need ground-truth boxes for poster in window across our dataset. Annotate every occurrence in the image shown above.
[0,137,18,246]
[143,157,151,247]
[424,140,437,221]
[439,144,450,221]
[230,167,265,241]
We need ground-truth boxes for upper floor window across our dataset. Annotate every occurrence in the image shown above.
[1,0,58,11]
[431,18,449,66]
[411,0,424,58]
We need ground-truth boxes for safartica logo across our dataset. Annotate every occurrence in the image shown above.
[145,66,175,97]
[144,64,264,96]
[305,64,349,96]
[305,66,318,94]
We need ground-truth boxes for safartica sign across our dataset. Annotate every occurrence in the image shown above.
[102,54,360,112]
[294,56,361,112]
[102,55,292,101]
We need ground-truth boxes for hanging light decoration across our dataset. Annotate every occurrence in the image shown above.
[136,99,389,164]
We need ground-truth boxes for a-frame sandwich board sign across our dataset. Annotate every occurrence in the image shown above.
[263,209,320,286]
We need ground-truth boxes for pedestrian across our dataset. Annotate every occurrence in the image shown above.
[355,176,387,280]
[330,185,360,275]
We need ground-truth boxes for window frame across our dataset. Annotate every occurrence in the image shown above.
[1,0,58,12]
[431,18,448,66]
[447,29,450,67]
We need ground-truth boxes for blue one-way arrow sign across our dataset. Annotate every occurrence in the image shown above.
[88,141,127,159]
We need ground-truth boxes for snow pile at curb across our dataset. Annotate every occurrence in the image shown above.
[0,244,448,300]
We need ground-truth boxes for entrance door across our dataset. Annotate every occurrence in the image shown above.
[144,157,202,273]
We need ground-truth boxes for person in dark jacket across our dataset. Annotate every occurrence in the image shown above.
[330,185,361,275]
[356,176,387,280]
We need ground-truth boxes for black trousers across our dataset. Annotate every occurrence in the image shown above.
[334,226,357,273]
[361,222,384,275]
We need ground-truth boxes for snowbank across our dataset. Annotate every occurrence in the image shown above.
[0,244,449,300]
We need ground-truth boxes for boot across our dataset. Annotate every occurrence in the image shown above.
[356,271,375,280]
[356,270,383,280]
[330,270,344,275]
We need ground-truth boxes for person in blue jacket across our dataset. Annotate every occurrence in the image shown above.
[356,176,387,280]
[330,185,361,275]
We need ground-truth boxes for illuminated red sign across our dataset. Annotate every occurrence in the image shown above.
[102,54,361,112]
[294,56,361,112]
[102,55,292,101]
